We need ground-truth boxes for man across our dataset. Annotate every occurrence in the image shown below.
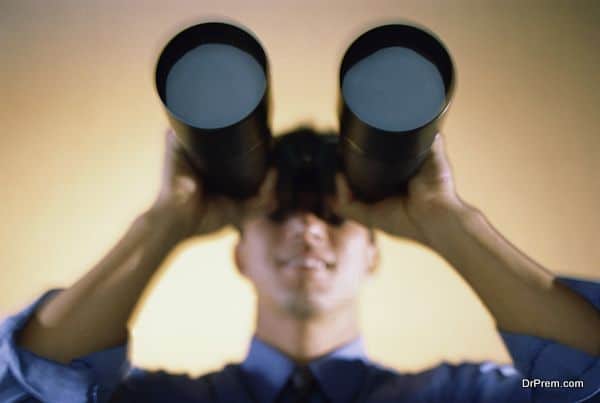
[0,128,598,403]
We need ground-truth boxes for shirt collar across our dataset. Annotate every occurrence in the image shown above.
[241,336,369,403]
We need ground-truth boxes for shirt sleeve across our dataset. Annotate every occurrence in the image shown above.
[498,275,600,403]
[0,289,131,403]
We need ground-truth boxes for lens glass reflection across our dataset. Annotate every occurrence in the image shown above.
[342,46,445,132]
[166,43,266,129]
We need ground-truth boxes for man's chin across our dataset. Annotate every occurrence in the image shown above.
[282,292,333,319]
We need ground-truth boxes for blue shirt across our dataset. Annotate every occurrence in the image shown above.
[1,276,599,403]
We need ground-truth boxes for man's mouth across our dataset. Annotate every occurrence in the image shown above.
[275,254,336,271]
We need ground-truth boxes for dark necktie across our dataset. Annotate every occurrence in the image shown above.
[277,365,319,403]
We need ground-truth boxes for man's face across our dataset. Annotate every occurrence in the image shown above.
[235,211,378,319]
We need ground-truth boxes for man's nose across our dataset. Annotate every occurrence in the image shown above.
[288,212,328,245]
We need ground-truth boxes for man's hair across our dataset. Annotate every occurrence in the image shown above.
[235,125,376,243]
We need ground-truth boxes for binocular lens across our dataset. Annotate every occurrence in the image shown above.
[342,46,446,132]
[165,43,266,129]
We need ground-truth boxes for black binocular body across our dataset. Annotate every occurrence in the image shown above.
[155,21,455,206]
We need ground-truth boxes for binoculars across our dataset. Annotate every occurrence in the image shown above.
[155,21,455,204]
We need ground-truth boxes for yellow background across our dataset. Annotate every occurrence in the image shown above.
[1,0,598,375]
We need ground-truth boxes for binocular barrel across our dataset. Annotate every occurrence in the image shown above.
[339,24,455,201]
[155,22,272,198]
[155,21,455,203]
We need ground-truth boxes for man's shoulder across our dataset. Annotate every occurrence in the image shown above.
[371,359,519,379]
[111,363,243,403]
[362,359,521,401]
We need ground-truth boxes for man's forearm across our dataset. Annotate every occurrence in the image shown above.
[421,202,600,356]
[17,202,188,364]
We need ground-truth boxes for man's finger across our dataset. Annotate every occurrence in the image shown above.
[251,169,278,211]
[239,169,278,218]
[165,127,181,151]
[258,168,277,199]
[410,132,452,183]
[429,132,451,169]
[334,173,352,205]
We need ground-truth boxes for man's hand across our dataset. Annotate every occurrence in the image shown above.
[151,128,277,240]
[332,133,470,246]
[15,128,277,364]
